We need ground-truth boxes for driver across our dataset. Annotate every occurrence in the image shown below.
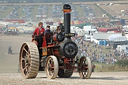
[32,22,45,47]
[32,22,45,71]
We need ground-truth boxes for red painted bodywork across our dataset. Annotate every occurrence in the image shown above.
[42,36,47,47]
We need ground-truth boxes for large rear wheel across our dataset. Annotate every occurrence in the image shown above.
[45,56,58,79]
[78,57,92,79]
[19,42,39,79]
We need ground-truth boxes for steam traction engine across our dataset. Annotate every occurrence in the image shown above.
[19,4,92,79]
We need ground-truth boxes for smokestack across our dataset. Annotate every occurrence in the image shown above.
[63,4,71,37]
[64,12,70,34]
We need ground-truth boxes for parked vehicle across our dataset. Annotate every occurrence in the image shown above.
[4,27,19,35]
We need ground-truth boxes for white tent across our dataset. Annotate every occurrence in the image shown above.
[109,36,127,41]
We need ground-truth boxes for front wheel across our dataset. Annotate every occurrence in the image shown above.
[45,55,58,79]
[78,57,92,79]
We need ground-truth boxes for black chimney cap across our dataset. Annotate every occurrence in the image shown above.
[63,4,71,10]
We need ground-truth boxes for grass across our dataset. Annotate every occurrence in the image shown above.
[47,5,52,18]
[91,4,102,17]
[31,6,38,20]
[94,62,110,72]
[74,5,84,18]
[17,6,25,18]
[93,62,128,72]
[0,4,113,19]
[0,6,13,18]
[94,4,114,19]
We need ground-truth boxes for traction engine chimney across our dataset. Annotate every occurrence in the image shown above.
[63,4,72,38]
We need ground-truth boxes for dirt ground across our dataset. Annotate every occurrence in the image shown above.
[0,72,128,85]
[0,34,31,73]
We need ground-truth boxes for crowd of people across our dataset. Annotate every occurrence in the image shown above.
[73,37,128,64]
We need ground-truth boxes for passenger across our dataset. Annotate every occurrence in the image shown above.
[45,26,52,34]
[45,26,53,44]
[56,26,61,33]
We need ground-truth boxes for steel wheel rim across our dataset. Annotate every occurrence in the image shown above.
[20,44,31,77]
[79,57,88,79]
[46,57,55,77]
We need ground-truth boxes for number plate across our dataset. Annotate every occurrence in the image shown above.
[64,33,75,37]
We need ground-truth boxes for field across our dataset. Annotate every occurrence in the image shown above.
[1,1,128,19]
[0,4,103,19]
[99,4,128,19]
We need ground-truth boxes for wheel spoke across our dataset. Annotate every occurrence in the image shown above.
[24,64,30,74]
[82,72,84,78]
[84,71,86,75]
[51,60,54,68]
[23,65,28,71]
[21,57,25,61]
[49,58,52,64]
[48,61,52,76]
[27,56,31,63]
[23,47,30,56]
[47,60,50,67]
